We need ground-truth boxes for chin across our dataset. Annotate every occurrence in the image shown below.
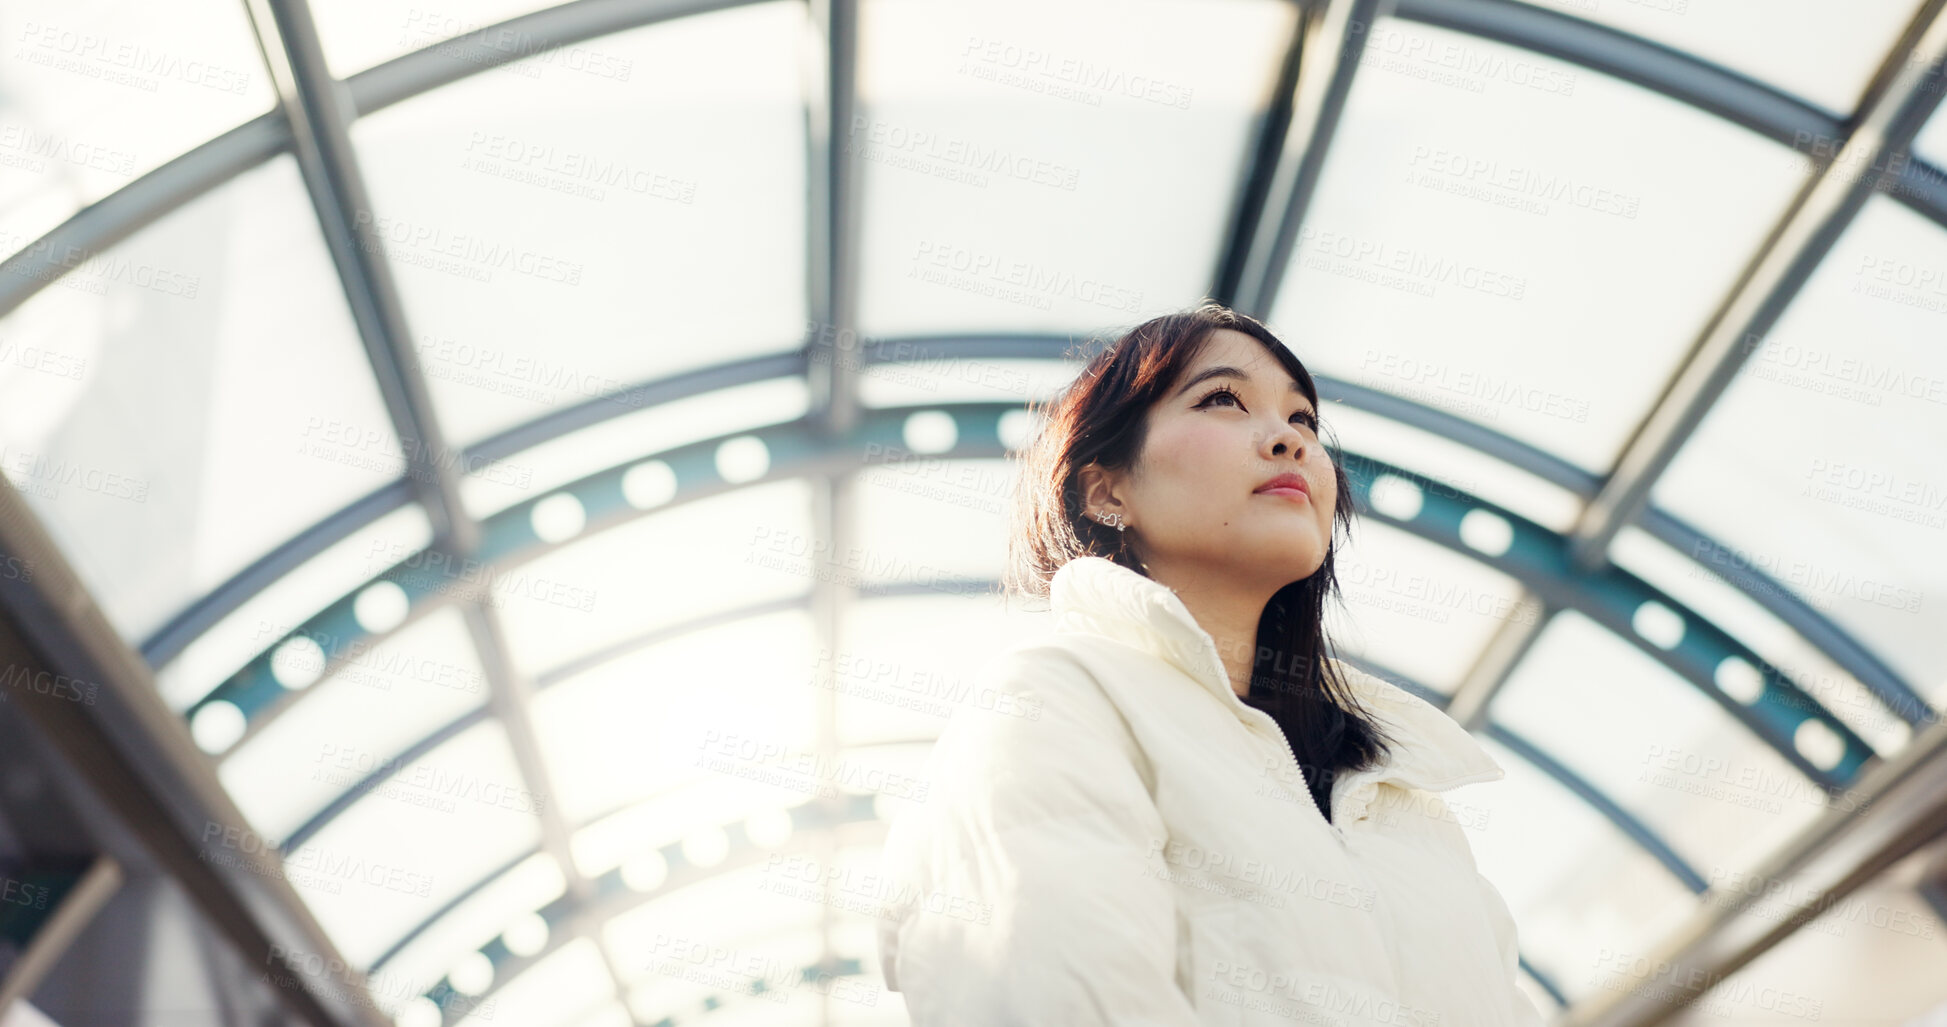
[1232,538,1324,585]
[1276,558,1327,587]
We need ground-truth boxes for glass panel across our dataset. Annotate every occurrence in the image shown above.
[290,718,541,970]
[837,740,933,826]
[855,0,1295,336]
[1917,103,1947,168]
[531,609,818,824]
[494,478,813,678]
[1609,525,1913,758]
[350,2,809,447]
[1461,734,1696,1004]
[1326,520,1532,695]
[0,0,274,261]
[568,1001,633,1027]
[369,852,565,1017]
[218,607,490,845]
[459,377,809,519]
[456,936,613,1027]
[1654,846,1947,1025]
[1270,17,1809,472]
[1493,611,1829,879]
[0,153,405,643]
[835,593,1052,749]
[569,776,812,879]
[1514,0,1924,115]
[626,924,836,1027]
[312,0,574,79]
[154,503,433,711]
[856,355,1077,409]
[607,868,824,1010]
[1654,196,1947,697]
[1324,404,1587,534]
[850,458,1015,589]
[816,843,909,1010]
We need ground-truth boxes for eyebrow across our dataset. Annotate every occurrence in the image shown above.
[1173,364,1308,404]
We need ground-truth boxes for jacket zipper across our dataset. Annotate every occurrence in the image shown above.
[1243,706,1346,844]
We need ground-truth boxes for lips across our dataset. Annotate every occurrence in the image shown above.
[1254,472,1309,498]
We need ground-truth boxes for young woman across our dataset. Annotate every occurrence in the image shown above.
[875,302,1544,1025]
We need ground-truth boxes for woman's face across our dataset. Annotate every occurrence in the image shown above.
[1086,328,1338,590]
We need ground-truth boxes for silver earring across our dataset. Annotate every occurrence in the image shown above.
[1097,511,1125,532]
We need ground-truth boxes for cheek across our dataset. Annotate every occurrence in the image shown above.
[1309,462,1339,514]
[1135,424,1254,529]
[1149,423,1245,484]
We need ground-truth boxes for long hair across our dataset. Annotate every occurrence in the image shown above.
[1003,301,1391,821]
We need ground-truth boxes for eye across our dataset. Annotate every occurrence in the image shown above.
[1199,387,1320,431]
[1195,385,1245,410]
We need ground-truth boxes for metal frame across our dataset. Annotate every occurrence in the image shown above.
[150,361,1939,1018]
[1211,0,1310,308]
[178,402,1887,1017]
[325,609,1671,1018]
[1230,0,1396,317]
[148,326,1931,734]
[1569,715,1947,1027]
[1563,0,1947,568]
[192,404,1895,783]
[1338,0,1947,813]
[0,487,382,1027]
[801,1,863,1004]
[400,794,885,1024]
[242,0,475,553]
[0,0,1939,1021]
[0,856,124,1020]
[166,340,1927,737]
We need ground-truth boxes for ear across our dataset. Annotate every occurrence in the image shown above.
[1074,462,1128,525]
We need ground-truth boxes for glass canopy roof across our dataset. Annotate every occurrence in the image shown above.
[2,0,1945,1024]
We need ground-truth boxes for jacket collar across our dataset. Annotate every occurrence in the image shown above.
[1048,555,1503,795]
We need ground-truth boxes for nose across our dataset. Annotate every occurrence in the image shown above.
[1265,417,1305,460]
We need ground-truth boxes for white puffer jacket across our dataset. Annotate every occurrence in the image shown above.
[876,555,1545,1026]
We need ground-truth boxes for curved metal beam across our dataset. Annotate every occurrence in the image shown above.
[0,0,767,327]
[223,427,1877,983]
[141,351,806,672]
[10,0,1947,346]
[1562,0,1947,569]
[1396,0,1836,139]
[193,396,1905,777]
[279,596,807,852]
[141,481,415,669]
[247,0,476,553]
[1339,450,1880,787]
[1639,507,1928,727]
[0,2,1922,1013]
[412,795,882,1024]
[1233,0,1396,318]
[154,329,1897,734]
[0,113,291,320]
[1485,724,1710,894]
[343,0,758,117]
[367,664,1657,1023]
[1391,0,1947,232]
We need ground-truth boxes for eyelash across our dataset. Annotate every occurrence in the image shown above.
[1197,385,1318,430]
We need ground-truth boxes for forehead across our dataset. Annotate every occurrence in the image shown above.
[1185,328,1303,390]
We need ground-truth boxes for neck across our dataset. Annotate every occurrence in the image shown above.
[1143,559,1272,699]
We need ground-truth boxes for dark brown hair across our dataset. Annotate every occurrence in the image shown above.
[1003,300,1391,822]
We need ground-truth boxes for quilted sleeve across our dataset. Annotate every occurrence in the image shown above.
[1474,865,1547,1027]
[1431,813,1547,1027]
[874,644,1202,1026]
